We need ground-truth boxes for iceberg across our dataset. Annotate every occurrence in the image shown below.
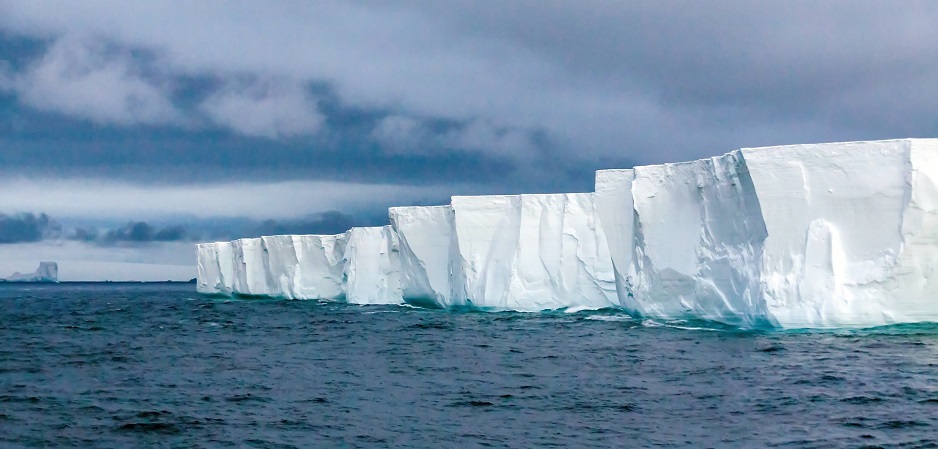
[195,138,938,328]
[2,261,59,283]
[198,234,348,300]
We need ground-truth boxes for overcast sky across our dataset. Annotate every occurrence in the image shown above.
[1,1,937,280]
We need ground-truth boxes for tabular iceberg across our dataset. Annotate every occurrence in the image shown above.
[196,138,938,328]
[197,234,349,300]
[2,262,59,283]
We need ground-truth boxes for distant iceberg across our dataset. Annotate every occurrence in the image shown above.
[196,138,938,329]
[2,262,59,283]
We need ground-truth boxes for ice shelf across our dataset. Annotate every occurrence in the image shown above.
[196,138,938,328]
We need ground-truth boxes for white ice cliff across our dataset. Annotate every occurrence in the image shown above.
[595,139,938,327]
[451,194,617,310]
[196,244,221,293]
[389,206,465,308]
[232,238,269,297]
[596,152,770,327]
[741,139,938,327]
[344,226,403,305]
[196,138,938,328]
[291,234,347,301]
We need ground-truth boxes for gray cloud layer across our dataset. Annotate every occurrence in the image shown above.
[1,1,935,172]
[99,222,188,244]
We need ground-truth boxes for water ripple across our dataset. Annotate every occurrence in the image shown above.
[1,283,937,448]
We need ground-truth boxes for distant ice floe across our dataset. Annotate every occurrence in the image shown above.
[2,261,58,282]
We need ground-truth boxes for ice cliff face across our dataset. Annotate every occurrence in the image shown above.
[740,139,938,327]
[594,138,938,328]
[232,238,269,297]
[597,152,770,327]
[261,235,297,299]
[196,138,938,328]
[451,194,617,310]
[197,227,403,303]
[344,226,403,305]
[196,244,221,294]
[197,234,349,301]
[292,234,347,301]
[389,206,464,308]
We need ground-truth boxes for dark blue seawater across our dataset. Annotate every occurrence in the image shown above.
[1,284,937,448]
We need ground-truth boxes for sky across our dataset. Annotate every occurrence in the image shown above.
[1,1,937,280]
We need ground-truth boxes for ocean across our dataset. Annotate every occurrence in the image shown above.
[1,283,936,448]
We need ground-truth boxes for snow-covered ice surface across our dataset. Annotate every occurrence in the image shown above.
[196,138,938,328]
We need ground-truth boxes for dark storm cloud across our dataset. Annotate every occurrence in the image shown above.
[100,222,189,244]
[195,211,390,241]
[0,115,526,187]
[14,210,388,246]
[97,215,370,245]
[0,0,936,192]
[93,221,193,245]
[0,212,60,243]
